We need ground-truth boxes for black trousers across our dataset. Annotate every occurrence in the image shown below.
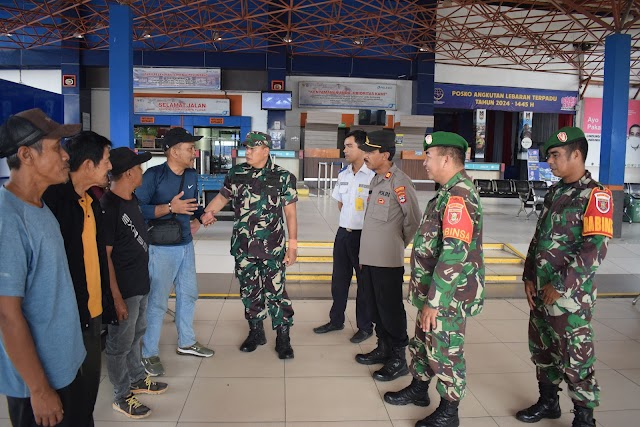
[7,372,83,427]
[329,228,372,332]
[77,316,102,427]
[361,265,408,348]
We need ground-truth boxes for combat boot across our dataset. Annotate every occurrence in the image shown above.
[415,398,459,427]
[384,377,430,406]
[355,338,390,365]
[515,382,562,423]
[240,320,267,352]
[373,346,409,381]
[571,405,596,427]
[275,325,294,359]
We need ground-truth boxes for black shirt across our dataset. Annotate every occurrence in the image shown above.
[101,191,150,299]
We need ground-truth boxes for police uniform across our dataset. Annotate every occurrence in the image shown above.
[518,127,612,426]
[355,130,421,381]
[383,132,484,427]
[328,163,375,332]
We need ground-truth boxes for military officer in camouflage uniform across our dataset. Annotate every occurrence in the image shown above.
[384,132,484,427]
[204,131,298,359]
[355,130,421,382]
[517,127,612,427]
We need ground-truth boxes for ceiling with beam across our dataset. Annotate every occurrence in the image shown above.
[1,0,639,85]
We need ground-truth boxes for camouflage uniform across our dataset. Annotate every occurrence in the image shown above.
[408,170,484,402]
[523,170,612,409]
[219,157,297,328]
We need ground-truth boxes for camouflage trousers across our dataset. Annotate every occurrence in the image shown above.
[409,314,467,402]
[529,303,599,408]
[234,256,294,329]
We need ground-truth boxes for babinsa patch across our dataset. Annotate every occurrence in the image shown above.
[442,196,472,244]
[583,188,613,238]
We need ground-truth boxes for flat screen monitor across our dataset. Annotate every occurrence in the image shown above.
[261,91,292,110]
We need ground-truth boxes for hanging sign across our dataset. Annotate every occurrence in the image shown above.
[133,67,221,89]
[474,109,486,160]
[434,83,577,113]
[299,81,397,110]
[134,97,230,116]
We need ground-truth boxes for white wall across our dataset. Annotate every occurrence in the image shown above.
[285,75,414,126]
[91,89,111,139]
[231,91,266,131]
[0,69,62,94]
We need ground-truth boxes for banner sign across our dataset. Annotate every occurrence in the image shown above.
[527,149,559,184]
[582,97,640,167]
[299,82,397,110]
[134,97,230,116]
[433,83,578,113]
[133,67,221,90]
[473,109,486,160]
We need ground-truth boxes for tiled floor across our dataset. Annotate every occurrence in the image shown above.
[2,191,640,427]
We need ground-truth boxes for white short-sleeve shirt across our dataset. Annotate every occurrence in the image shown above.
[332,163,375,230]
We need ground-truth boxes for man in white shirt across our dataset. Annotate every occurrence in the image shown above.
[314,130,376,343]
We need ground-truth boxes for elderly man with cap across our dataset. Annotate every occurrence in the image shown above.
[516,127,612,427]
[102,148,168,419]
[0,109,86,427]
[355,129,421,381]
[204,131,298,359]
[136,127,215,377]
[384,132,484,427]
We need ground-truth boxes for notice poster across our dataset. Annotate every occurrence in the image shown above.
[474,109,486,159]
[518,111,533,159]
[582,97,640,167]
[133,67,221,90]
[298,82,397,110]
[527,149,559,185]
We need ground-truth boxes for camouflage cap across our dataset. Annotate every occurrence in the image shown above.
[243,131,272,148]
[543,126,587,154]
[424,131,468,152]
[360,129,396,152]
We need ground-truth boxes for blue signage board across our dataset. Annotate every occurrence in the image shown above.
[434,83,578,114]
[464,162,501,171]
[237,150,297,158]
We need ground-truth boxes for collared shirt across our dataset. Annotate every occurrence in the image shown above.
[359,163,421,267]
[332,163,375,230]
[78,193,102,318]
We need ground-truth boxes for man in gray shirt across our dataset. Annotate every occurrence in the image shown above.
[355,129,421,382]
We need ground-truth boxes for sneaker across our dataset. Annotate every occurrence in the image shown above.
[130,375,168,395]
[112,394,151,419]
[176,341,214,358]
[141,356,165,377]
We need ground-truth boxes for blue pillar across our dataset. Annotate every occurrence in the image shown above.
[599,33,631,237]
[266,46,287,148]
[61,42,80,125]
[109,3,134,148]
[412,53,435,133]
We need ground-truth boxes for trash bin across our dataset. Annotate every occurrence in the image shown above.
[629,198,640,223]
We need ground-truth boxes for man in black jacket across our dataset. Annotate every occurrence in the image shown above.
[42,131,116,426]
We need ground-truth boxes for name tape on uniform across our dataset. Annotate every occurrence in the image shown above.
[583,188,613,238]
[443,196,472,244]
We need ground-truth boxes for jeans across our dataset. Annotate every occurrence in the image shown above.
[106,294,148,400]
[142,243,198,358]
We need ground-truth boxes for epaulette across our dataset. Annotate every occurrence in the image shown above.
[383,171,392,180]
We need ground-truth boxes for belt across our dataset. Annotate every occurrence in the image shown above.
[340,227,361,233]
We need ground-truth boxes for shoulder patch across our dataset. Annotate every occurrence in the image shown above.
[394,186,407,204]
[384,171,392,180]
[442,196,473,244]
[583,188,613,238]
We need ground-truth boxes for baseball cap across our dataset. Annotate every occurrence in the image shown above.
[243,131,272,148]
[424,131,469,152]
[360,129,396,152]
[161,127,202,151]
[109,147,152,176]
[543,127,587,155]
[0,108,81,158]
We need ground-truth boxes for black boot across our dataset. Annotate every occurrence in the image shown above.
[275,325,294,359]
[355,338,390,365]
[415,398,460,427]
[384,377,430,406]
[239,320,267,352]
[373,346,409,381]
[571,405,596,427]
[515,382,562,423]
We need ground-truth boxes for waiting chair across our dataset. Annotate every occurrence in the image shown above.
[514,180,533,217]
[474,179,495,197]
[494,179,517,198]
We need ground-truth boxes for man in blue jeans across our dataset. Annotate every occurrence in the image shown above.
[137,127,215,376]
[102,148,168,419]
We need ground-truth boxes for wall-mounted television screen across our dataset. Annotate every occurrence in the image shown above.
[261,91,292,110]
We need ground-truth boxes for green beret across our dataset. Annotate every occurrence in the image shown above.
[424,131,468,152]
[543,127,587,154]
[361,129,396,152]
